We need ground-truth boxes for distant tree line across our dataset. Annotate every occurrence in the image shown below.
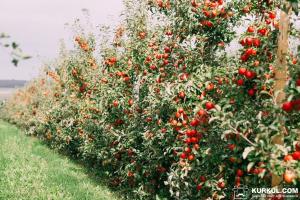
[0,80,27,88]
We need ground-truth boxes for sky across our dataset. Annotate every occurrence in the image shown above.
[0,0,124,80]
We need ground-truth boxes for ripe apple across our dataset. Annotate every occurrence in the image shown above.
[292,151,300,160]
[282,102,293,112]
[283,170,296,184]
[205,102,215,110]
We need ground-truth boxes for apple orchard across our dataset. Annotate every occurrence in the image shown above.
[1,0,300,199]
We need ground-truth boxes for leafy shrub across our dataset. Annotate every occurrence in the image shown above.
[1,0,300,199]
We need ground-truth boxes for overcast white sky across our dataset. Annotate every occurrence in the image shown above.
[0,0,124,80]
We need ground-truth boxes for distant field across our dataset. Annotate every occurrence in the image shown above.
[0,88,17,100]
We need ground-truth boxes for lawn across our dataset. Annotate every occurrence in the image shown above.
[0,120,120,200]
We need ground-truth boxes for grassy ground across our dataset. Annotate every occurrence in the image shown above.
[0,120,120,200]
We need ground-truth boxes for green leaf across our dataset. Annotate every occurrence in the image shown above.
[23,55,32,60]
[242,147,255,159]
[12,58,19,66]
[209,117,219,124]
[291,2,299,15]
[12,42,18,49]
[247,162,255,172]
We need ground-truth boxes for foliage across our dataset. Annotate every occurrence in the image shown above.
[1,0,300,199]
[0,33,31,66]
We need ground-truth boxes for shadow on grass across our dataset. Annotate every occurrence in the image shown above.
[36,133,142,200]
[38,140,130,200]
[0,120,128,200]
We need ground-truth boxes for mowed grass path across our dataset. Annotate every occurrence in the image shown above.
[0,121,120,200]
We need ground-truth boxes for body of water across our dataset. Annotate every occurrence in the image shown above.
[0,88,17,100]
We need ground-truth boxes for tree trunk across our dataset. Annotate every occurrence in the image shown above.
[272,2,292,187]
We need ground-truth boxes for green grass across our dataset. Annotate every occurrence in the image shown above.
[0,120,120,200]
